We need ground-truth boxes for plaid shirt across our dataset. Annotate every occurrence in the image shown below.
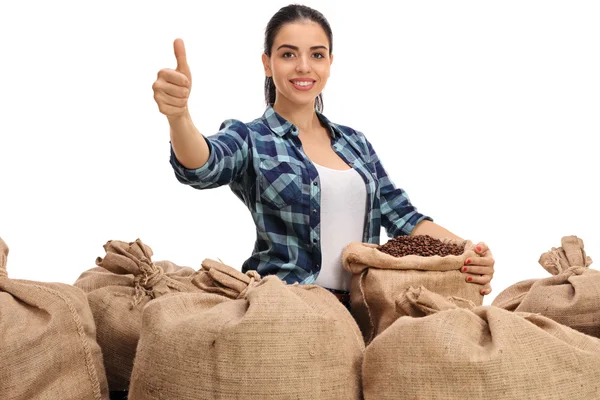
[170,106,432,284]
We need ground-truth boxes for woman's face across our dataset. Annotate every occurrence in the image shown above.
[262,21,333,109]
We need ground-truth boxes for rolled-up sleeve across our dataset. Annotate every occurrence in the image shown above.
[363,134,433,237]
[170,119,251,189]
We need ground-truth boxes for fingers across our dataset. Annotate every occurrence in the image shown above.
[464,255,494,267]
[157,68,190,88]
[461,265,494,276]
[464,273,492,285]
[174,38,192,80]
[474,242,490,256]
[153,68,191,118]
[462,249,495,294]
[481,283,492,296]
[154,92,188,108]
[153,79,190,98]
[153,88,188,117]
[153,39,193,119]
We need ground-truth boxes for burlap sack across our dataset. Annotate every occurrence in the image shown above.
[129,259,365,400]
[492,235,599,337]
[342,237,483,343]
[73,238,201,391]
[0,237,109,400]
[363,286,600,400]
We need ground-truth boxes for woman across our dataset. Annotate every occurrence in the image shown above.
[152,4,495,306]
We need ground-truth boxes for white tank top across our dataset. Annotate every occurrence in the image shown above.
[313,162,367,291]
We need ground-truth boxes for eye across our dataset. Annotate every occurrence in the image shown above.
[282,52,295,58]
[313,52,325,59]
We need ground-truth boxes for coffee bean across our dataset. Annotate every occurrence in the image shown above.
[377,235,465,258]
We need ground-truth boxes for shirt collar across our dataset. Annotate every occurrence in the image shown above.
[261,105,342,139]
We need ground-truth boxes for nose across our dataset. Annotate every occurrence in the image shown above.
[295,55,311,73]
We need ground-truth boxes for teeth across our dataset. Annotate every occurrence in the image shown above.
[293,81,313,86]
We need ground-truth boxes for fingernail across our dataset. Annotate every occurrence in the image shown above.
[467,276,472,282]
[476,245,482,252]
[462,267,468,272]
[480,290,485,295]
[465,258,471,265]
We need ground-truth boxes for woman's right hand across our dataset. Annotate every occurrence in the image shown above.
[153,39,192,121]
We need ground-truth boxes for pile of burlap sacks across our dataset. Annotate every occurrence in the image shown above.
[0,237,109,400]
[1,234,599,399]
[1,237,364,400]
[342,235,600,399]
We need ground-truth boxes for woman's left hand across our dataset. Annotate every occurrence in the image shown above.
[462,242,495,295]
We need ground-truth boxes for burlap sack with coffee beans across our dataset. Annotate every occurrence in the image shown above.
[0,237,109,400]
[342,236,483,343]
[128,258,365,400]
[493,235,600,337]
[363,286,600,400]
[73,238,201,391]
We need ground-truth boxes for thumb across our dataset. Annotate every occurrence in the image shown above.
[174,38,191,81]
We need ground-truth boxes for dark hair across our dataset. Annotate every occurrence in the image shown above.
[263,4,333,113]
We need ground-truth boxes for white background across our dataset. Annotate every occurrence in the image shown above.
[1,1,598,305]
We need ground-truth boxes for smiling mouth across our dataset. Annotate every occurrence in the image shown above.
[290,80,315,90]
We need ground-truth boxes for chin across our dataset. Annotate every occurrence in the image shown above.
[288,93,320,108]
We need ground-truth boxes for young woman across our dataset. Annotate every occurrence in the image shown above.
[152,4,495,306]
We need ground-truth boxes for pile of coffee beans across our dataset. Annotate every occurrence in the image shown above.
[377,235,465,258]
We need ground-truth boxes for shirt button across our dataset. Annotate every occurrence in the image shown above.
[313,181,318,186]
[312,209,317,214]
[313,238,318,243]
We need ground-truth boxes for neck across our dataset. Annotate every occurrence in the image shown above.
[273,97,321,132]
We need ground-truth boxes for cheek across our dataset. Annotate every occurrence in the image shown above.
[272,60,292,77]
[318,65,331,81]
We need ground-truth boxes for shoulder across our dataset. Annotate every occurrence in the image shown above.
[319,112,368,142]
[332,122,364,139]
[215,117,272,140]
[247,116,274,135]
[325,117,371,153]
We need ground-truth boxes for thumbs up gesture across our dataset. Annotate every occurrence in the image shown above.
[153,39,192,120]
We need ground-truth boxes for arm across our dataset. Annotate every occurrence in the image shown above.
[169,118,251,189]
[154,38,210,171]
[411,219,462,241]
[169,110,210,170]
[153,38,250,189]
[362,132,494,295]
[362,133,432,237]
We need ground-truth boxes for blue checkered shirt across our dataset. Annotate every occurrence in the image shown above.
[170,106,432,284]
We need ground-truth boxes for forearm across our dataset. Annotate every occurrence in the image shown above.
[410,220,463,241]
[169,111,209,170]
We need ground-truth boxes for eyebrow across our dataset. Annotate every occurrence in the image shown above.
[276,44,329,52]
